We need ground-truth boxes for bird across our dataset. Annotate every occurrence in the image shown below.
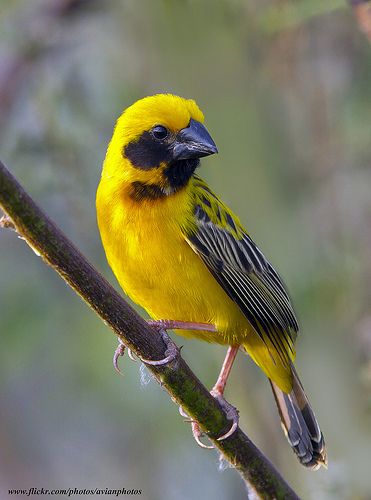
[96,93,327,469]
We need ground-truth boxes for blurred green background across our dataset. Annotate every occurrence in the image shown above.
[1,1,371,498]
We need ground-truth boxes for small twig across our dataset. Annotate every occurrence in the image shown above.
[0,160,299,500]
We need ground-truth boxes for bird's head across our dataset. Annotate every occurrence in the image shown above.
[102,94,218,200]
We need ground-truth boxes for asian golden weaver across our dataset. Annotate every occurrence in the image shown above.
[96,94,327,469]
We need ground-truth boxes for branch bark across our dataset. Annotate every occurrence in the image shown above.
[0,160,299,500]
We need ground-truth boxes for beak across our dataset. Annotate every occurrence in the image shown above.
[172,119,218,161]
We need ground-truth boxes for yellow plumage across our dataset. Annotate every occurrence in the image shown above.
[96,94,327,469]
[97,94,295,392]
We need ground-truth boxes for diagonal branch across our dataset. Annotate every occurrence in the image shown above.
[0,160,299,500]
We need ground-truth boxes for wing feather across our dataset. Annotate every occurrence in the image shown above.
[186,181,299,365]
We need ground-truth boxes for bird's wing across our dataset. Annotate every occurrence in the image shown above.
[184,177,299,366]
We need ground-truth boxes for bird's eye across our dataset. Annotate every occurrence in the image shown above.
[152,125,168,140]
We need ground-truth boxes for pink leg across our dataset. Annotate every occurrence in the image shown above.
[212,345,240,441]
[147,319,217,333]
[189,346,240,447]
[211,345,239,396]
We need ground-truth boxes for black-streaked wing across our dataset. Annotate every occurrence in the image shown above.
[185,200,299,365]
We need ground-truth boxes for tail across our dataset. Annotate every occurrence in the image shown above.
[270,365,327,470]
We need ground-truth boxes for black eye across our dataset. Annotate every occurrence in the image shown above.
[152,125,168,140]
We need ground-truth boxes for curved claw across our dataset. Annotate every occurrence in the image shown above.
[178,406,190,419]
[128,349,137,362]
[179,393,239,450]
[211,391,239,442]
[217,417,238,441]
[139,330,178,366]
[179,406,214,448]
[113,338,138,375]
[113,339,126,376]
[140,350,176,366]
[191,421,215,450]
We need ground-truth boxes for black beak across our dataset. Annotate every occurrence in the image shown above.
[172,119,218,161]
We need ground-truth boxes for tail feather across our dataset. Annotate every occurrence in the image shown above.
[270,366,327,470]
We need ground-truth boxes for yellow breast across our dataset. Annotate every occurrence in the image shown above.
[96,177,250,345]
[96,175,293,391]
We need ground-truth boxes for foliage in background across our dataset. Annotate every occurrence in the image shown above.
[1,1,371,498]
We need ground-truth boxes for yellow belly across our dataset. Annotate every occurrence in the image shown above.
[96,180,293,392]
[99,205,247,344]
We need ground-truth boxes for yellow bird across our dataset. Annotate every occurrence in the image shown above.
[96,94,327,469]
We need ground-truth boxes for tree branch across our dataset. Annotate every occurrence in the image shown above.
[0,160,299,500]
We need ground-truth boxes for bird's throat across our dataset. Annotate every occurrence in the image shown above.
[164,158,199,190]
[129,159,199,201]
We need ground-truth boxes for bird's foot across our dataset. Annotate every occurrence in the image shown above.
[179,390,239,449]
[113,328,179,374]
[179,406,214,449]
[139,329,179,366]
[136,319,215,367]
[113,337,137,375]
[210,389,239,441]
[114,319,197,375]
